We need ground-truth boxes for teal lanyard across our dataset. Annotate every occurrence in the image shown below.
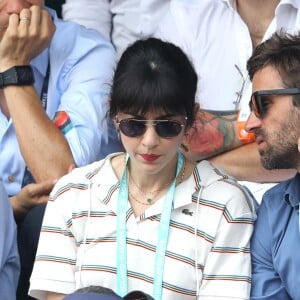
[116,152,184,299]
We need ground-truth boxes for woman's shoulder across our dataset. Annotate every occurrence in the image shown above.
[194,160,256,217]
[50,153,123,197]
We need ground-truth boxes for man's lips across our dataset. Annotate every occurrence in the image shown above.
[140,154,160,162]
[255,136,264,145]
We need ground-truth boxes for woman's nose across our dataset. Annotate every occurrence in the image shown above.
[141,124,160,148]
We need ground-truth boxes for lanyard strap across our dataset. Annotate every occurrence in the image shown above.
[116,152,184,298]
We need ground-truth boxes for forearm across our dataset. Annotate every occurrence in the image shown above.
[182,110,296,182]
[209,143,296,182]
[182,110,243,161]
[5,86,74,181]
[46,292,65,300]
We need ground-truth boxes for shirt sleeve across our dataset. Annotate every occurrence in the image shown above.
[62,0,112,41]
[250,200,291,299]
[29,179,80,299]
[50,25,117,166]
[197,182,254,299]
[0,181,20,300]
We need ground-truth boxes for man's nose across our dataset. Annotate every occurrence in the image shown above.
[245,111,262,133]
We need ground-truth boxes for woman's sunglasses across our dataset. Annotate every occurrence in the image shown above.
[116,117,187,138]
[249,88,300,118]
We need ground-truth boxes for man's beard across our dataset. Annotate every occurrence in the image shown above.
[259,143,299,169]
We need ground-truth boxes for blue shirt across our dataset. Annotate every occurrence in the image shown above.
[250,173,300,299]
[0,181,20,300]
[0,8,118,196]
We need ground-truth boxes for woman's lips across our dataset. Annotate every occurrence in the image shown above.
[140,154,160,162]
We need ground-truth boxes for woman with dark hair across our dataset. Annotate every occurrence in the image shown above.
[29,38,255,300]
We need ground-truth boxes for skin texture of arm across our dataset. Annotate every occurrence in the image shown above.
[182,110,296,182]
[209,142,296,182]
[0,6,75,182]
[46,292,65,300]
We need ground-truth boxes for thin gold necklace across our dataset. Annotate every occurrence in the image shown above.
[128,158,186,205]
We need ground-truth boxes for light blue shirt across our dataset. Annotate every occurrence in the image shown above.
[0,8,118,196]
[0,180,20,300]
[251,173,300,299]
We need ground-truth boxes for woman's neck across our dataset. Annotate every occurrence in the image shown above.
[237,0,280,48]
[128,162,177,193]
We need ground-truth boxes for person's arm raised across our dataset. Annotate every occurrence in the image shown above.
[0,6,74,182]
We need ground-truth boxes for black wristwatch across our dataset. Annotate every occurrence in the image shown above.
[0,65,35,89]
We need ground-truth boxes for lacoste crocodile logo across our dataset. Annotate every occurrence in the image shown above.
[182,209,193,216]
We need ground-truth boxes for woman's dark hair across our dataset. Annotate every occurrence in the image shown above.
[247,31,300,101]
[110,37,197,128]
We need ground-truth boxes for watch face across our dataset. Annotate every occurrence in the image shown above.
[16,66,34,84]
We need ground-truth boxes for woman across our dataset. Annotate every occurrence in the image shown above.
[29,38,255,300]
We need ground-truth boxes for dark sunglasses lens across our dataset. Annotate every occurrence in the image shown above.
[251,94,262,118]
[156,121,182,137]
[119,120,146,137]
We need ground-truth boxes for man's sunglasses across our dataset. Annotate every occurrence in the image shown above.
[116,117,187,138]
[249,88,300,118]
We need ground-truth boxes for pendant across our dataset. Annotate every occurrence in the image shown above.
[146,198,152,204]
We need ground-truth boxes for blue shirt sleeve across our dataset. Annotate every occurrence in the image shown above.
[47,20,117,166]
[250,199,291,299]
[0,181,20,300]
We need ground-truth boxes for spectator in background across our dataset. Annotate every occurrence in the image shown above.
[62,0,170,57]
[0,180,20,300]
[245,31,300,299]
[62,285,154,299]
[63,286,123,300]
[0,0,117,299]
[155,0,299,202]
[29,37,255,300]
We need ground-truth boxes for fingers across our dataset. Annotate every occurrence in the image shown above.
[26,179,57,197]
[0,6,54,68]
[18,8,31,37]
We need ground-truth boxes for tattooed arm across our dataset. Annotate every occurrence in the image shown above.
[182,110,296,182]
[181,110,241,161]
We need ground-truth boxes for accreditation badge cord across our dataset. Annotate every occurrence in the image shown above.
[116,152,184,299]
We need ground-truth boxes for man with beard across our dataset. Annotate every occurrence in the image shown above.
[245,31,300,299]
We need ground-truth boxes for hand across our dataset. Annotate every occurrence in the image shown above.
[10,179,56,220]
[0,6,55,71]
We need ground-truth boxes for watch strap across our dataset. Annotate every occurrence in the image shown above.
[0,65,34,88]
